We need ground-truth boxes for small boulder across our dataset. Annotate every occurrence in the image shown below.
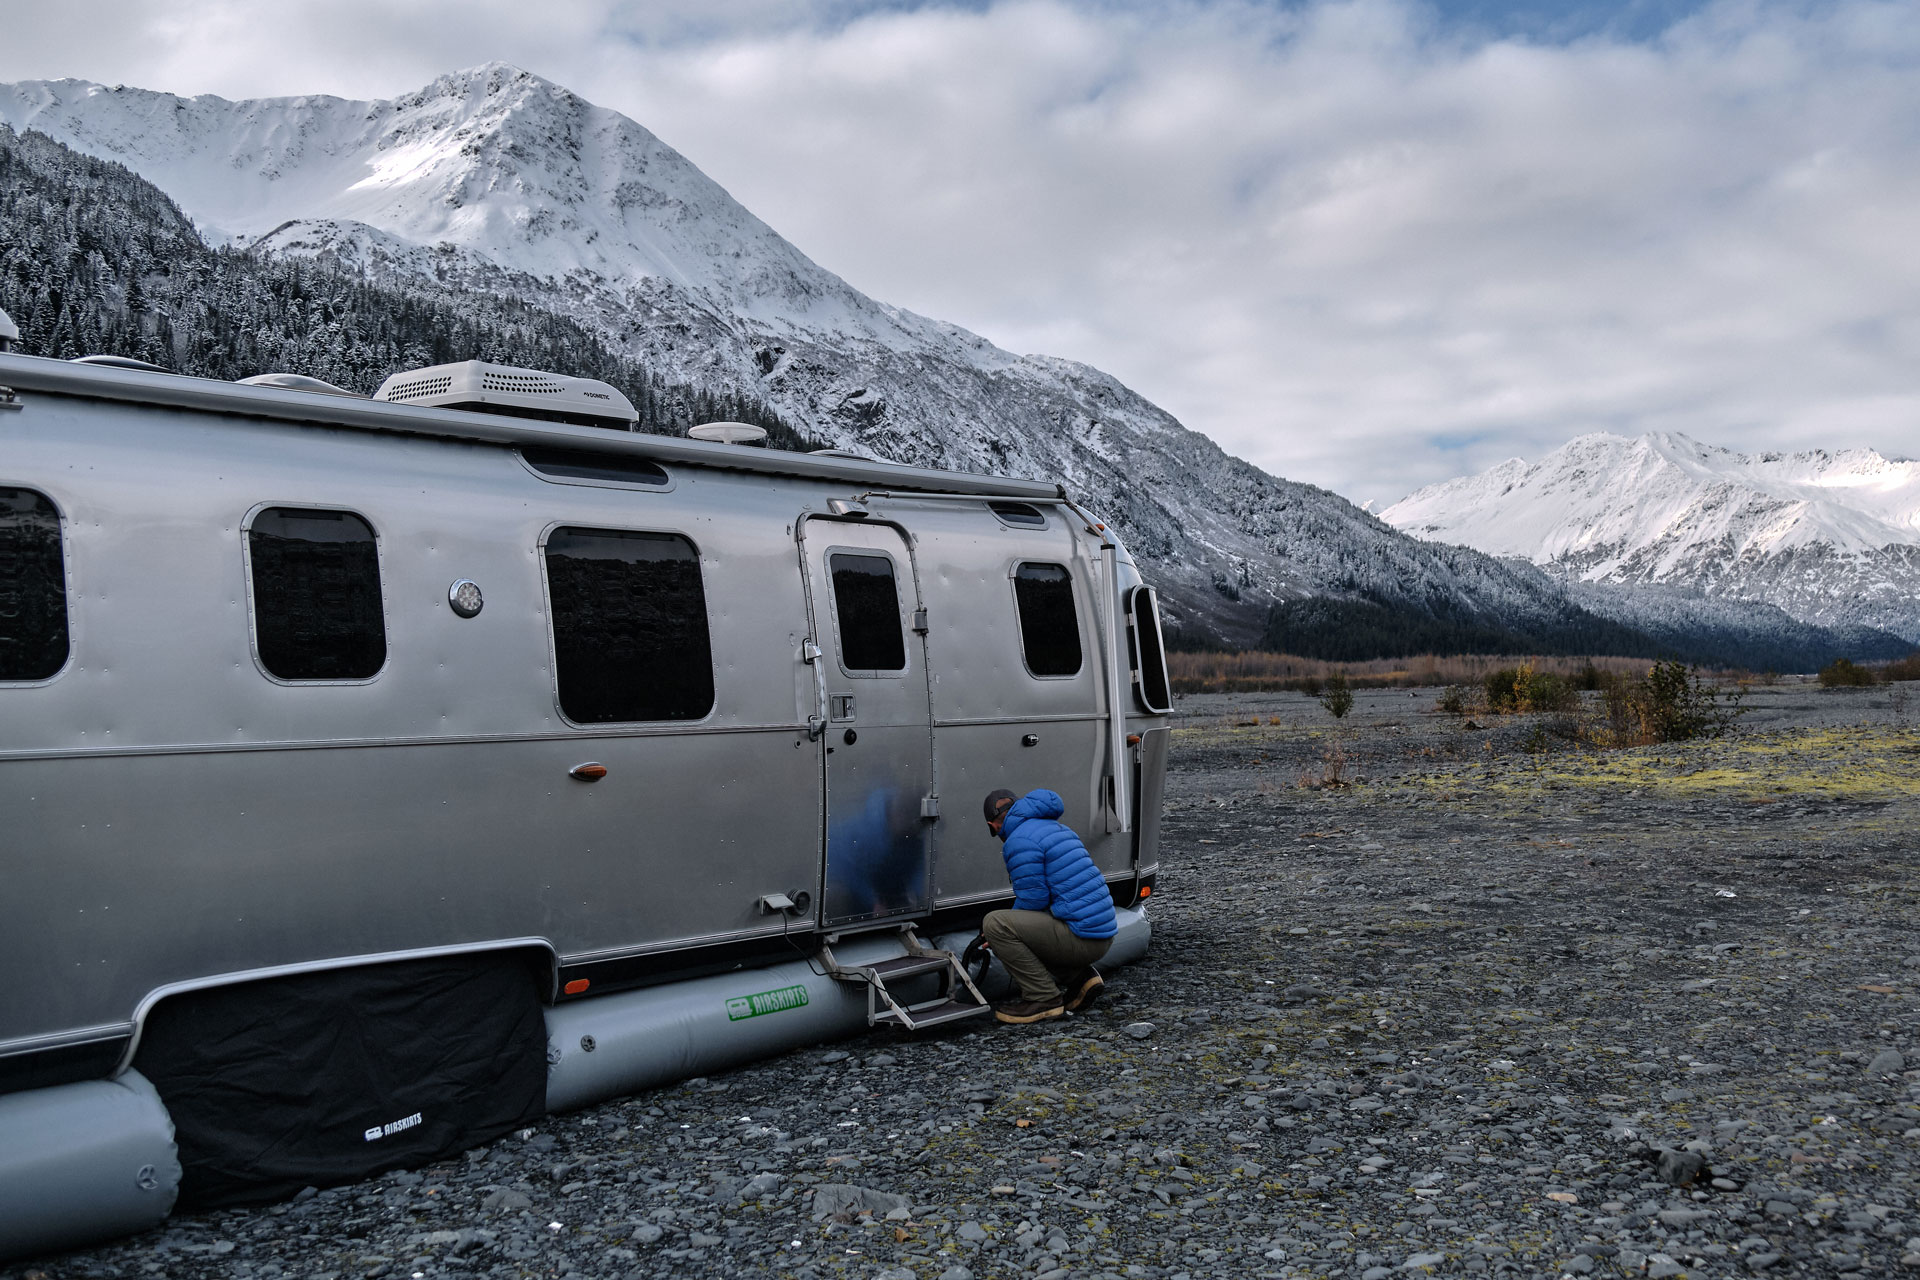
[1656,1148,1709,1187]
[811,1182,908,1220]
[1866,1048,1905,1076]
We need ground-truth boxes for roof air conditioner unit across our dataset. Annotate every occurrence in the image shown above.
[374,360,638,430]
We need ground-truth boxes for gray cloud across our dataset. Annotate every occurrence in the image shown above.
[2,0,1916,505]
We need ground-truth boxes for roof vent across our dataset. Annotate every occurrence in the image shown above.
[0,307,17,353]
[373,360,637,430]
[72,354,169,372]
[687,421,769,447]
[239,372,364,398]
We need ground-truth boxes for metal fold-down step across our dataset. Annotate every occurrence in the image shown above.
[874,997,988,1030]
[820,926,991,1031]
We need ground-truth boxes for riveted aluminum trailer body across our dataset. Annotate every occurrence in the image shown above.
[0,351,1172,1107]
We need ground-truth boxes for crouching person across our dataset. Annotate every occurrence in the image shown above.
[981,787,1117,1024]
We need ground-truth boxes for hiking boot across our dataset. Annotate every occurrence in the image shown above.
[1062,966,1104,1012]
[993,995,1065,1024]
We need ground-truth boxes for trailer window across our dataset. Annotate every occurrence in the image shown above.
[545,527,714,722]
[1012,562,1082,677]
[0,488,69,682]
[520,447,669,488]
[829,552,906,673]
[248,507,386,681]
[989,501,1047,529]
[1130,585,1173,713]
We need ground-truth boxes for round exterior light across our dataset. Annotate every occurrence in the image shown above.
[448,579,484,618]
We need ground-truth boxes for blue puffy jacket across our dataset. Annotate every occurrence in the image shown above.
[998,790,1117,940]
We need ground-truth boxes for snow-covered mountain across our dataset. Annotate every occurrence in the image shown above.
[1382,431,1920,642]
[0,63,1593,647]
[2,65,1904,664]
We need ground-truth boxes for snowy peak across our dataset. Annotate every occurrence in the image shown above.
[1382,430,1920,640]
[1386,430,1920,564]
[0,64,939,348]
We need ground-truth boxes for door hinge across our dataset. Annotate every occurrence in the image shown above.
[912,607,929,635]
[802,639,823,664]
[921,794,941,820]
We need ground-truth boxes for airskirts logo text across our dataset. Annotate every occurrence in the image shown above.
[726,984,809,1020]
[364,1111,423,1142]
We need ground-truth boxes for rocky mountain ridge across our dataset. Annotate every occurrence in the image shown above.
[2,66,1907,665]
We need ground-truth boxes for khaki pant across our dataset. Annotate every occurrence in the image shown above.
[983,909,1111,1002]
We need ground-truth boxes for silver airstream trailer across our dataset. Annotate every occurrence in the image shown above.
[0,338,1173,1258]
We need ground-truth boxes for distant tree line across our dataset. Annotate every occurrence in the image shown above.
[0,124,821,451]
[1255,589,1908,673]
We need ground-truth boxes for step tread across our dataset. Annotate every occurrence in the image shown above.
[841,954,954,981]
[873,998,991,1030]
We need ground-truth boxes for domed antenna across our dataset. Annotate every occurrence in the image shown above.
[687,421,769,447]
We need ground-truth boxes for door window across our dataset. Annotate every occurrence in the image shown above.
[1012,561,1082,677]
[545,527,714,722]
[829,551,907,674]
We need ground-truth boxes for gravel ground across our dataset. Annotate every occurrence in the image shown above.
[11,682,1920,1280]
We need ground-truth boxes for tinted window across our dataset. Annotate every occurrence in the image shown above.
[989,502,1047,529]
[1013,562,1082,677]
[0,488,69,681]
[521,447,668,487]
[249,508,386,680]
[546,527,713,722]
[830,552,906,672]
[1131,585,1172,712]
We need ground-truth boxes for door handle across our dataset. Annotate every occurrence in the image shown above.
[804,636,828,740]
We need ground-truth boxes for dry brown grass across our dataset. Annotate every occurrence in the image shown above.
[1879,651,1920,682]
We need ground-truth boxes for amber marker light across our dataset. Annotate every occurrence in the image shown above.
[564,979,590,995]
[1139,885,1152,898]
[569,762,608,781]
[1127,734,1141,745]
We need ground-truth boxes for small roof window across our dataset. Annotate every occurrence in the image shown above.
[520,447,670,489]
[988,501,1048,529]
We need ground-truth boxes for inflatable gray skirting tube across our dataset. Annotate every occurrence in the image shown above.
[545,907,1150,1111]
[0,908,1147,1261]
[0,1068,181,1260]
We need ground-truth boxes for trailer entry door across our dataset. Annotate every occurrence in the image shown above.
[799,519,935,929]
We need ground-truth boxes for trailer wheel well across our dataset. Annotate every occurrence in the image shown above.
[119,940,560,1075]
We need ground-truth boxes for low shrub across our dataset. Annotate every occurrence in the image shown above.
[1483,662,1580,714]
[1319,673,1354,719]
[1603,659,1742,743]
[1435,685,1470,715]
[1819,658,1877,688]
[1572,661,1610,692]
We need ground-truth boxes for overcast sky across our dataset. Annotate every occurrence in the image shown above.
[5,0,1918,506]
